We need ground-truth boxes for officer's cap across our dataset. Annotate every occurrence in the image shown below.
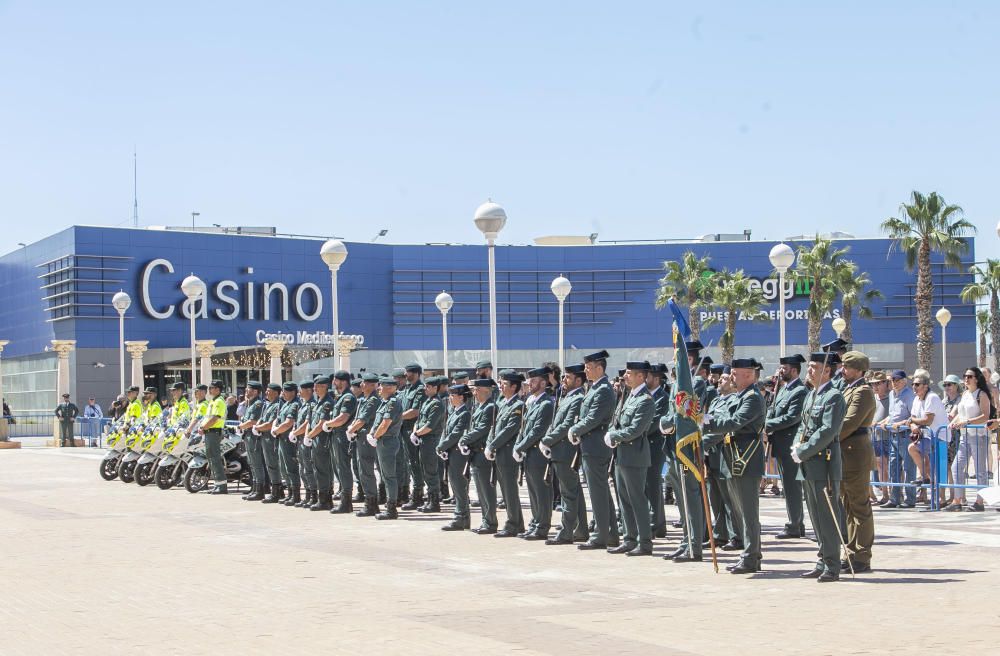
[471,378,497,388]
[694,356,713,368]
[194,384,208,392]
[332,370,352,382]
[143,386,157,394]
[351,378,363,387]
[722,365,732,375]
[170,382,187,391]
[822,338,849,353]
[452,371,470,381]
[282,382,298,392]
[361,373,379,383]
[709,364,726,374]
[841,351,870,371]
[626,361,651,372]
[62,392,70,398]
[583,350,610,363]
[313,375,331,386]
[127,385,140,393]
[809,352,841,366]
[685,339,705,352]
[448,384,470,396]
[617,368,626,377]
[730,358,758,370]
[565,364,586,376]
[246,381,263,391]
[474,360,493,370]
[209,379,225,389]
[499,370,525,384]
[298,379,314,390]
[526,366,551,379]
[404,362,423,374]
[779,354,806,366]
[379,376,399,386]
[649,363,669,376]
[424,375,446,387]
[266,383,281,392]
[391,368,406,378]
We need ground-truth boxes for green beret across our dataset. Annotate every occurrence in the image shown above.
[298,379,314,389]
[313,375,331,386]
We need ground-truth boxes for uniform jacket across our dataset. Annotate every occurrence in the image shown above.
[274,397,301,436]
[795,382,846,481]
[415,395,446,441]
[400,381,426,434]
[765,377,807,446]
[373,395,403,440]
[703,384,766,478]
[487,395,525,451]
[608,385,654,467]
[55,402,79,422]
[331,391,358,437]
[295,396,315,431]
[839,377,877,471]
[570,376,616,458]
[309,393,336,434]
[352,393,381,437]
[705,392,737,471]
[514,393,554,465]
[438,404,471,452]
[459,400,497,451]
[541,387,584,463]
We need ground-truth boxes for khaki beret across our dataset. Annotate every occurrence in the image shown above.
[841,350,870,371]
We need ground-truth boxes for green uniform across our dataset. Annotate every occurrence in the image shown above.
[399,380,427,497]
[242,397,266,485]
[354,392,381,499]
[203,394,228,485]
[705,392,737,543]
[660,375,708,549]
[839,377,877,567]
[275,396,302,493]
[794,382,846,577]
[765,377,808,536]
[570,376,618,546]
[296,397,317,493]
[373,394,403,503]
[413,392,446,502]
[459,399,498,531]
[703,385,766,568]
[644,384,669,536]
[55,401,79,446]
[310,393,337,495]
[513,392,555,537]
[608,385,655,551]
[541,387,588,542]
[486,394,527,534]
[438,404,472,526]
[331,390,359,499]
[258,399,283,485]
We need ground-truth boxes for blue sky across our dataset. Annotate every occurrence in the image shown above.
[1,1,998,260]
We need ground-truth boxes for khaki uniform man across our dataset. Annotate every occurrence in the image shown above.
[837,351,877,573]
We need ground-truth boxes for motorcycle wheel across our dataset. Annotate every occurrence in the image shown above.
[155,465,178,490]
[99,458,119,481]
[118,459,136,483]
[183,466,209,493]
[135,461,154,487]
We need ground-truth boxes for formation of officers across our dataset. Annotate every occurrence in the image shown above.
[200,338,875,582]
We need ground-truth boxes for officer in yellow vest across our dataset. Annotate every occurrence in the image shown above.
[123,386,143,424]
[168,382,191,426]
[197,380,230,494]
[186,385,209,435]
[141,387,162,420]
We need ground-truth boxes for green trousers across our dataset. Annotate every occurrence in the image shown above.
[245,432,265,485]
[523,451,552,534]
[260,433,281,484]
[299,440,316,490]
[333,434,353,497]
[706,467,734,543]
[674,462,704,557]
[772,436,805,535]
[582,455,618,545]
[418,437,441,495]
[470,452,497,530]
[278,436,299,491]
[446,450,471,523]
[403,432,424,494]
[726,475,762,564]
[376,435,401,503]
[552,460,588,541]
[804,479,842,574]
[204,429,226,484]
[495,445,523,533]
[314,433,334,493]
[356,435,378,499]
[615,463,652,548]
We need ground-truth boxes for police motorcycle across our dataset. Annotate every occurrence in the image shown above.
[156,428,200,490]
[98,418,132,481]
[135,415,187,487]
[118,417,161,483]
[182,422,252,493]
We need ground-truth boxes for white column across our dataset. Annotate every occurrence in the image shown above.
[337,335,355,373]
[196,339,217,387]
[51,340,76,446]
[125,341,148,389]
[263,339,285,385]
[0,340,9,441]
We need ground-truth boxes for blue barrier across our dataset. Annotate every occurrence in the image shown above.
[2,413,113,446]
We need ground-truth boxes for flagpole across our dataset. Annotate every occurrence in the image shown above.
[696,443,720,573]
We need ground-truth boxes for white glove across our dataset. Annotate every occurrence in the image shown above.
[303,436,313,447]
[438,450,449,461]
[568,429,580,445]
[234,428,243,437]
[410,432,421,446]
[791,446,802,464]
[603,433,614,448]
[366,434,378,447]
[485,448,496,461]
[288,433,297,444]
[513,450,524,463]
[540,444,552,459]
[701,414,714,426]
[346,430,357,441]
[251,427,261,436]
[459,443,470,456]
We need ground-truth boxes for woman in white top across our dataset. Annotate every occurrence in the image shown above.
[945,367,992,511]
[907,373,948,504]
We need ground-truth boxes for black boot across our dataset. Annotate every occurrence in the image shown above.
[333,488,342,501]
[399,485,411,504]
[376,500,398,520]
[355,495,378,517]
[421,493,441,513]
[440,480,449,499]
[330,493,353,514]
[402,489,424,511]
[378,482,387,505]
[311,491,334,511]
[208,483,228,495]
[262,483,283,504]
[297,490,314,508]
[246,483,266,502]
[441,515,470,531]
[242,482,257,500]
[352,488,365,503]
[284,487,301,506]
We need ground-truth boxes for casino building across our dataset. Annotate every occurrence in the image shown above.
[0,225,977,413]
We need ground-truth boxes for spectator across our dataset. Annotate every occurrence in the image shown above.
[877,369,916,508]
[868,371,891,504]
[946,367,993,511]
[3,398,13,425]
[83,397,103,419]
[54,393,79,447]
[940,375,962,501]
[82,397,103,446]
[226,394,239,421]
[110,395,127,420]
[236,394,247,420]
[906,373,949,504]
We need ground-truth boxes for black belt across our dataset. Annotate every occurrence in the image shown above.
[206,428,223,434]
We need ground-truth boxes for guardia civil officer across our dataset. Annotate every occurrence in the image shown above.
[368,376,403,520]
[326,371,358,513]
[823,338,849,390]
[513,367,555,540]
[704,368,737,548]
[644,363,670,538]
[485,370,528,538]
[540,363,589,545]
[568,350,620,551]
[390,368,411,504]
[702,358,766,574]
[255,383,285,503]
[606,361,656,556]
[141,387,162,420]
[349,377,366,504]
[272,382,302,506]
[349,373,383,517]
[765,354,808,539]
[410,376,447,513]
[168,382,192,425]
[837,351,877,574]
[399,364,428,510]
[199,380,230,495]
[459,379,499,534]
[438,383,473,530]
[794,352,847,582]
[123,385,142,424]
[305,376,335,509]
[237,381,266,501]
[291,379,316,507]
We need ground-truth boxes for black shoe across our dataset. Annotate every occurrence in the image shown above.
[775,530,803,540]
[573,533,590,543]
[800,568,824,579]
[626,545,653,557]
[471,500,481,508]
[376,501,398,520]
[730,560,760,574]
[879,501,898,508]
[900,503,916,509]
[330,495,353,514]
[523,532,548,541]
[241,484,257,500]
[441,519,469,531]
[208,484,228,495]
[663,546,686,561]
[671,520,683,529]
[472,526,497,535]
[577,540,607,551]
[971,502,985,512]
[497,499,506,510]
[442,496,456,504]
[284,489,301,506]
[245,484,265,501]
[401,492,424,511]
[818,571,839,582]
[355,496,379,517]
[310,491,334,511]
[607,543,635,554]
[494,529,519,538]
[842,560,871,573]
[545,537,574,545]
[721,539,743,551]
[262,484,283,503]
[673,553,702,563]
[420,495,442,513]
[908,477,931,486]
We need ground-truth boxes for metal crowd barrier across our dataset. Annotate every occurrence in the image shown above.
[2,413,113,446]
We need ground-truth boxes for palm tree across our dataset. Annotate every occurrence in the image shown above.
[655,251,713,338]
[882,191,975,372]
[961,259,1000,370]
[976,309,990,369]
[702,268,770,364]
[837,262,883,346]
[788,236,852,353]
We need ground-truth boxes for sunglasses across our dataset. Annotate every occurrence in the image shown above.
[964,374,976,379]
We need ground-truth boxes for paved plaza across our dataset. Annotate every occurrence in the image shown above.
[2,448,999,656]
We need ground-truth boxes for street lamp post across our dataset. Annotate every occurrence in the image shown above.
[936,307,952,379]
[831,317,847,339]
[550,275,572,372]
[320,239,349,367]
[474,201,507,372]
[181,274,206,392]
[111,291,131,393]
[769,243,795,358]
[435,291,454,376]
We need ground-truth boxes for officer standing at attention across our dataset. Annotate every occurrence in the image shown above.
[369,377,404,520]
[794,352,847,582]
[765,354,808,539]
[411,376,447,513]
[199,380,230,495]
[399,364,428,510]
[704,368,737,549]
[644,363,670,539]
[307,376,337,510]
[606,361,656,556]
[836,350,877,574]
[513,367,555,540]
[486,370,528,538]
[238,381,266,501]
[349,373,382,517]
[255,383,285,504]
[390,368,411,505]
[459,379,500,534]
[55,393,79,447]
[291,379,316,508]
[569,350,620,551]
[438,383,474,530]
[540,364,589,545]
[349,377,366,504]
[270,382,302,506]
[326,371,359,513]
[823,338,850,390]
[702,358,766,574]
